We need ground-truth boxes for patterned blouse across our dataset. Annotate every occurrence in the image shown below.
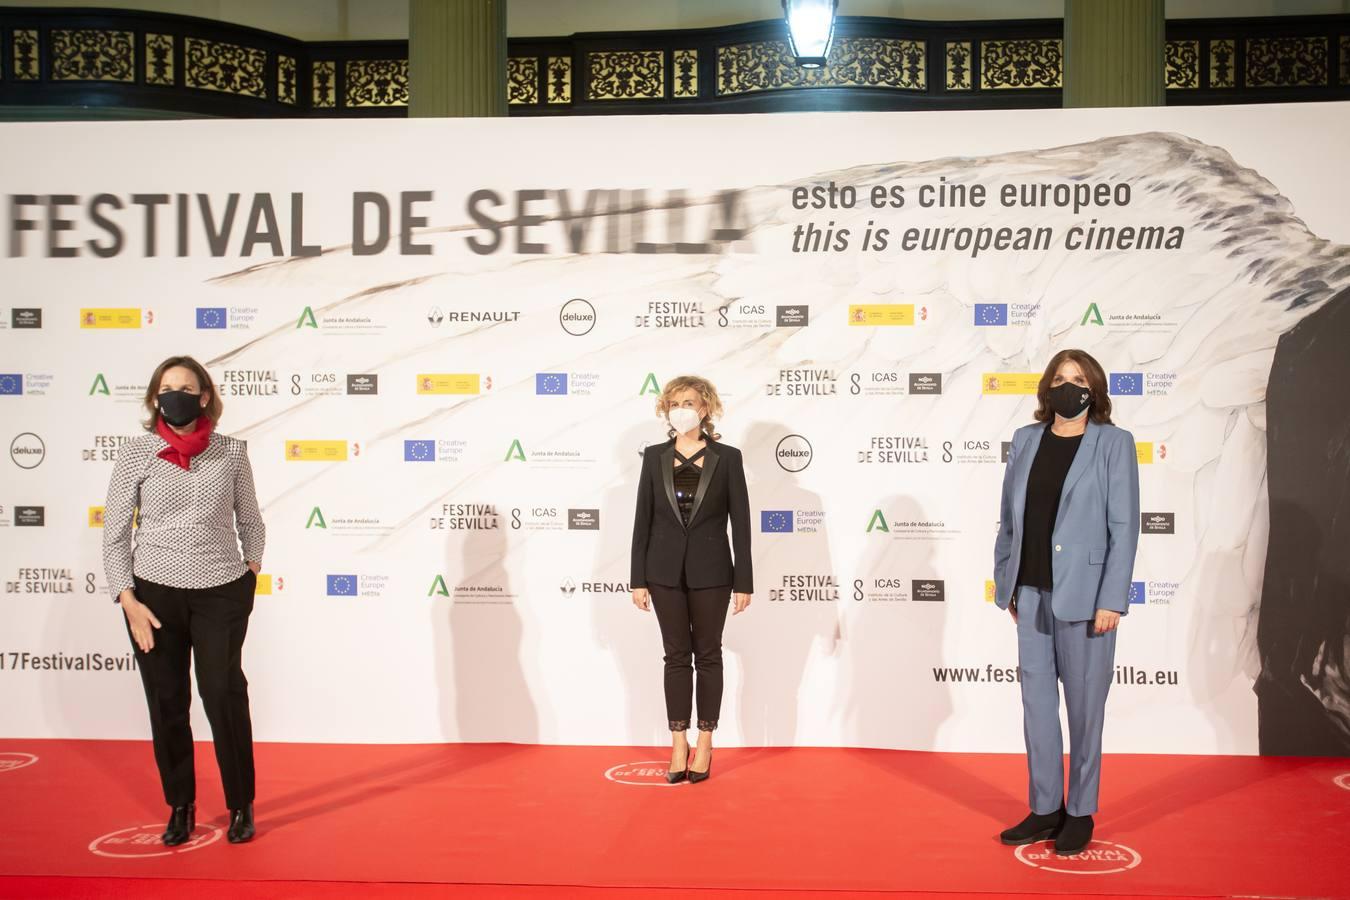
[101,431,265,601]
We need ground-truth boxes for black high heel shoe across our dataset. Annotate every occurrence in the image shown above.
[666,748,689,784]
[162,803,195,846]
[688,749,713,784]
[227,803,255,844]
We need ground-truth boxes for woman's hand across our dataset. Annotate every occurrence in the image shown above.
[631,588,650,611]
[246,560,260,574]
[1009,597,1019,624]
[1094,609,1121,635]
[121,591,162,652]
[732,592,752,615]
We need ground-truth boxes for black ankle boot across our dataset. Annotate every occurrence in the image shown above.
[1054,814,1094,855]
[999,807,1065,845]
[162,803,195,846]
[227,803,255,844]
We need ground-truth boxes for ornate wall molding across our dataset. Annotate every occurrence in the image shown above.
[1,8,1346,116]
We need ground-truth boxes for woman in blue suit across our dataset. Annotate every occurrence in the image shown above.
[992,348,1140,855]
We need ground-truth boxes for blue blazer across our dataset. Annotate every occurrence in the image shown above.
[993,419,1140,621]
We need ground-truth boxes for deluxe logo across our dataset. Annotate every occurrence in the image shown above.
[912,580,946,602]
[0,374,24,396]
[296,306,319,329]
[80,308,143,329]
[560,298,596,336]
[775,434,812,472]
[908,373,942,395]
[776,305,809,327]
[195,307,227,330]
[973,303,1008,326]
[15,506,44,527]
[10,432,45,469]
[568,508,600,530]
[604,761,684,786]
[761,510,794,533]
[636,300,706,329]
[1141,512,1175,534]
[347,374,378,395]
[1109,372,1144,396]
[1081,303,1105,326]
[536,373,568,395]
[11,309,42,329]
[982,373,1040,395]
[285,441,348,462]
[89,822,223,858]
[849,303,914,326]
[767,367,836,397]
[417,373,481,395]
[0,751,39,772]
[1014,840,1142,875]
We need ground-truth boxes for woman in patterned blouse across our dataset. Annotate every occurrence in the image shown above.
[102,355,265,846]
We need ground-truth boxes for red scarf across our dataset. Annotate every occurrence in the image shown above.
[156,414,214,470]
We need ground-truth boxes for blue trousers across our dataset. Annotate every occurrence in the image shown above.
[1015,585,1117,817]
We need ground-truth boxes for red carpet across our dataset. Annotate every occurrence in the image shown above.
[1,740,1347,898]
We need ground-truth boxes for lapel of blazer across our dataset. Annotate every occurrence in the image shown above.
[1058,418,1100,509]
[685,441,721,529]
[659,441,682,527]
[1011,425,1046,529]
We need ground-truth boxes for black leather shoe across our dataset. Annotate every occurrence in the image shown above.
[162,803,195,846]
[1054,814,1093,855]
[999,807,1065,845]
[227,803,255,844]
[666,746,689,784]
[688,750,713,784]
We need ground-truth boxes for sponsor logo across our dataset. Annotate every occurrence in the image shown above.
[604,761,684,786]
[767,367,836,397]
[716,301,772,329]
[417,373,481,395]
[429,504,500,531]
[501,437,593,469]
[253,574,276,595]
[219,369,278,398]
[297,306,319,329]
[849,303,914,326]
[942,439,999,465]
[428,573,518,603]
[860,435,929,464]
[982,373,1040,395]
[1129,581,1146,605]
[567,508,600,530]
[510,507,563,532]
[848,370,903,397]
[769,574,838,602]
[776,305,809,327]
[285,441,348,462]
[1133,580,1178,606]
[427,306,444,327]
[1109,373,1144,396]
[195,307,227,329]
[288,372,343,398]
[88,507,105,527]
[1013,840,1142,875]
[865,509,957,541]
[15,506,44,527]
[89,823,223,858]
[908,373,942,395]
[985,580,997,603]
[326,574,358,596]
[296,305,385,335]
[0,374,24,396]
[80,308,144,329]
[973,303,1008,326]
[536,373,568,395]
[11,309,42,329]
[4,567,73,594]
[0,751,39,772]
[775,434,812,472]
[10,432,45,469]
[1081,303,1105,326]
[562,578,630,598]
[560,298,596,336]
[639,373,661,396]
[636,300,706,329]
[911,580,946,602]
[403,439,467,463]
[347,374,378,395]
[761,510,794,533]
[560,577,576,598]
[1141,512,1175,535]
[1079,303,1181,334]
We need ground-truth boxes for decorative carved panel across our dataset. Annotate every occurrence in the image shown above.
[345,58,408,107]
[673,49,698,97]
[717,38,924,96]
[13,30,40,80]
[588,50,664,100]
[52,29,134,82]
[1165,39,1199,89]
[1245,36,1327,86]
[980,39,1062,89]
[946,41,972,90]
[1209,38,1236,87]
[547,55,572,103]
[508,56,538,104]
[278,54,296,104]
[312,60,336,107]
[145,33,174,85]
[185,37,266,97]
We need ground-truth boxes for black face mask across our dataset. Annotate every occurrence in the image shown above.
[158,390,203,427]
[1047,382,1092,420]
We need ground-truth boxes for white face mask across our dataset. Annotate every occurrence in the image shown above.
[668,407,702,435]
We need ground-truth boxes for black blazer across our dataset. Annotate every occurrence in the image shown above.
[631,438,753,594]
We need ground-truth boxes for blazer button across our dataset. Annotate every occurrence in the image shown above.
[1054,544,1062,552]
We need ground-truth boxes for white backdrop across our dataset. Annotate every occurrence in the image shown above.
[3,102,1348,752]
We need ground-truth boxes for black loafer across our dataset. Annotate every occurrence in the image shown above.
[227,803,255,844]
[999,807,1065,845]
[162,803,195,846]
[1054,814,1094,855]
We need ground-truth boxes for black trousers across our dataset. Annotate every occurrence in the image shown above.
[648,579,731,732]
[128,571,256,809]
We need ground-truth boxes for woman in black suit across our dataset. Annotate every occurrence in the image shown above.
[631,375,753,784]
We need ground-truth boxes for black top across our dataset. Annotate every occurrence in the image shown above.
[1016,425,1083,590]
[672,445,705,526]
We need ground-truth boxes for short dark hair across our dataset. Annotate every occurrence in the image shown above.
[142,356,222,431]
[1033,349,1112,425]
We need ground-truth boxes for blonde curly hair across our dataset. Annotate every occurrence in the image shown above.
[656,375,723,441]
